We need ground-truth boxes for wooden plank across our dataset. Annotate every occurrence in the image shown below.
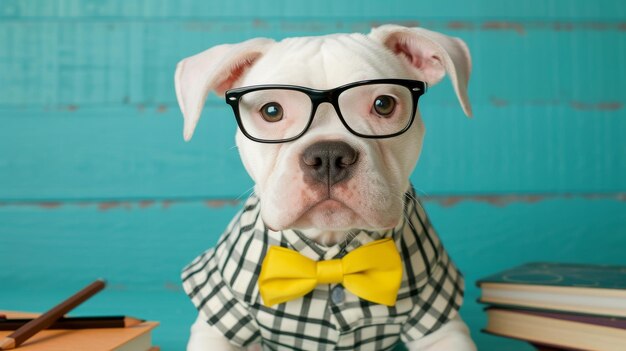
[1,198,624,350]
[1,20,625,106]
[0,19,626,106]
[1,103,624,199]
[0,200,241,286]
[1,0,625,20]
[0,108,253,200]
[4,196,625,287]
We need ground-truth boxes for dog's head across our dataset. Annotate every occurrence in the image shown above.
[175,25,471,240]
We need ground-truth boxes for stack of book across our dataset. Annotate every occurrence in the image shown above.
[0,280,159,351]
[477,262,626,351]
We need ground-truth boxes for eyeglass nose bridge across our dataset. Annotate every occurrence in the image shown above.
[305,89,346,129]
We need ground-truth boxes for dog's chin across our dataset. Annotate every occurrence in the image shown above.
[266,199,400,233]
[291,199,361,231]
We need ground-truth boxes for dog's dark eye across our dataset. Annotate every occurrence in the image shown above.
[260,102,284,122]
[373,95,396,117]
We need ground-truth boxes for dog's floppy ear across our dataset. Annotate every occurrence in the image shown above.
[369,25,472,117]
[174,38,275,141]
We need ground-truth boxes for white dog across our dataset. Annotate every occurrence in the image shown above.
[176,24,476,351]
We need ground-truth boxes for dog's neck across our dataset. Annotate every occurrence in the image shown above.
[293,219,405,247]
[299,229,353,247]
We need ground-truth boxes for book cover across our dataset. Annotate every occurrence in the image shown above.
[477,262,626,290]
[487,307,626,330]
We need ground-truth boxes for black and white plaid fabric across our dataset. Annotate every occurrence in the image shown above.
[182,187,464,350]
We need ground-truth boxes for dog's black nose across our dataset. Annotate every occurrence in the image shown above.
[300,141,358,186]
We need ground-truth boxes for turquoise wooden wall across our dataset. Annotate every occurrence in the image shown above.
[1,1,625,350]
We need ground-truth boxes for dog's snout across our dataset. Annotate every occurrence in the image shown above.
[300,141,358,186]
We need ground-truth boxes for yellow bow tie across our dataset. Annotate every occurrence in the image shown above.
[258,238,402,307]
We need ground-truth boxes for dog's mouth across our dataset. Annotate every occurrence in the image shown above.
[291,195,361,231]
[314,198,358,216]
[311,198,346,210]
[302,196,354,217]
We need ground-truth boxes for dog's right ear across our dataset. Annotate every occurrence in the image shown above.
[174,38,275,141]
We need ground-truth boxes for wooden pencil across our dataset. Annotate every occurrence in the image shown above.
[0,315,144,331]
[0,279,106,350]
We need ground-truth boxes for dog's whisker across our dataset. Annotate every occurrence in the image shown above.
[394,193,419,234]
[340,229,359,251]
[405,192,424,210]
[236,185,256,201]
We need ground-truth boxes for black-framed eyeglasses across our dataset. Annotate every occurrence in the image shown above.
[225,79,427,143]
